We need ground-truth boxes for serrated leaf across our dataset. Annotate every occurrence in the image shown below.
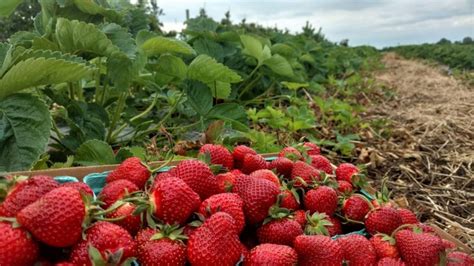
[101,23,136,58]
[185,80,212,116]
[0,0,22,17]
[0,43,11,69]
[75,139,116,166]
[281,81,309,90]
[136,30,157,47]
[0,94,51,172]
[263,54,294,77]
[193,38,224,61]
[207,103,249,132]
[207,81,231,99]
[188,54,241,84]
[73,0,121,22]
[153,54,187,84]
[31,37,60,51]
[141,37,195,57]
[240,35,265,65]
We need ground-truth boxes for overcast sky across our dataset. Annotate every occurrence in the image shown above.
[151,0,473,48]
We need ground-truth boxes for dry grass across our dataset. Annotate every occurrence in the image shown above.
[361,53,474,248]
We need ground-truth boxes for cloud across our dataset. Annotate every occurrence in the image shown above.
[155,0,474,48]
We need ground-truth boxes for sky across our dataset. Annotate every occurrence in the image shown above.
[147,0,474,48]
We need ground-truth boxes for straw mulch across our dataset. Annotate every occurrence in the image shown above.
[359,53,474,248]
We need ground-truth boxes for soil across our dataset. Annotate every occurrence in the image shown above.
[362,53,474,248]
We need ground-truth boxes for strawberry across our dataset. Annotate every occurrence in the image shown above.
[290,161,320,187]
[268,157,293,178]
[257,218,303,246]
[150,176,200,225]
[187,212,242,266]
[280,189,300,211]
[377,257,406,266]
[70,222,135,266]
[304,186,338,216]
[135,225,187,266]
[447,251,474,266]
[98,179,139,208]
[199,144,234,169]
[0,222,39,266]
[106,157,151,189]
[152,172,175,188]
[394,229,444,266]
[16,187,85,247]
[0,175,59,217]
[342,194,371,222]
[305,212,342,236]
[245,244,298,266]
[302,142,321,156]
[173,159,218,199]
[241,154,267,174]
[442,239,457,249]
[292,210,307,228]
[215,172,237,192]
[365,207,403,235]
[337,234,377,266]
[240,242,249,261]
[335,163,359,183]
[370,234,400,259]
[337,180,353,194]
[250,169,280,186]
[232,145,257,169]
[397,208,418,225]
[106,202,142,235]
[61,182,94,196]
[294,235,344,266]
[198,193,245,233]
[418,224,435,233]
[309,155,333,174]
[233,175,280,224]
[278,147,303,161]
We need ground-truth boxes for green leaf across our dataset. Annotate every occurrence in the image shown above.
[153,54,187,84]
[0,0,22,17]
[72,0,121,22]
[0,51,94,99]
[101,23,137,58]
[193,38,224,61]
[141,37,195,57]
[0,43,11,68]
[240,34,270,65]
[188,54,241,83]
[115,146,146,162]
[281,81,309,90]
[207,103,249,132]
[136,30,157,47]
[263,54,294,77]
[207,81,231,99]
[0,94,51,172]
[185,81,212,116]
[75,139,116,166]
[106,52,134,90]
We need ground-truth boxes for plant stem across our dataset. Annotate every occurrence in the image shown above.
[238,72,262,99]
[237,65,260,98]
[106,92,128,143]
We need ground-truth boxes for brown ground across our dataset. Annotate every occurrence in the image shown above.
[363,53,474,248]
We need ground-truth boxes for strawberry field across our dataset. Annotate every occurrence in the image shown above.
[0,0,473,265]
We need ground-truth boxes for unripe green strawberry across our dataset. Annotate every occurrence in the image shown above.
[245,244,298,266]
[199,144,234,170]
[304,186,338,216]
[106,157,151,189]
[0,222,39,266]
[294,235,343,266]
[395,229,444,266]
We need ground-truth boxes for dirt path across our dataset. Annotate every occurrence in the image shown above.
[365,53,474,247]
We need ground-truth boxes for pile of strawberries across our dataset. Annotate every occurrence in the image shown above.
[0,143,472,266]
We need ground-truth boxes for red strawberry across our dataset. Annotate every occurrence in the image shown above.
[278,147,303,161]
[215,172,237,192]
[294,235,343,266]
[257,218,303,246]
[418,224,435,233]
[337,180,353,194]
[442,239,457,249]
[245,244,298,266]
[187,212,242,266]
[250,169,280,186]
[232,145,257,169]
[305,212,342,236]
[150,176,200,225]
[173,159,218,199]
[98,179,139,208]
[241,154,267,174]
[70,222,136,266]
[17,187,85,247]
[290,161,320,187]
[309,155,333,174]
[302,142,321,156]
[342,194,371,222]
[240,242,249,261]
[0,175,59,217]
[377,257,406,266]
[304,186,338,216]
[370,234,400,259]
[0,222,39,265]
[106,157,151,189]
[152,172,175,188]
[292,210,307,228]
[233,175,280,224]
[136,228,156,254]
[398,208,418,225]
[337,234,377,266]
[106,202,142,235]
[198,193,245,233]
[61,182,94,196]
[365,207,403,235]
[447,251,474,266]
[135,225,187,266]
[199,144,234,169]
[55,262,76,266]
[335,163,359,183]
[268,157,293,178]
[280,189,300,211]
[394,229,444,266]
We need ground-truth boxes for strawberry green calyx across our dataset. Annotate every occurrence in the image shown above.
[150,224,188,242]
[374,233,396,245]
[305,212,334,236]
